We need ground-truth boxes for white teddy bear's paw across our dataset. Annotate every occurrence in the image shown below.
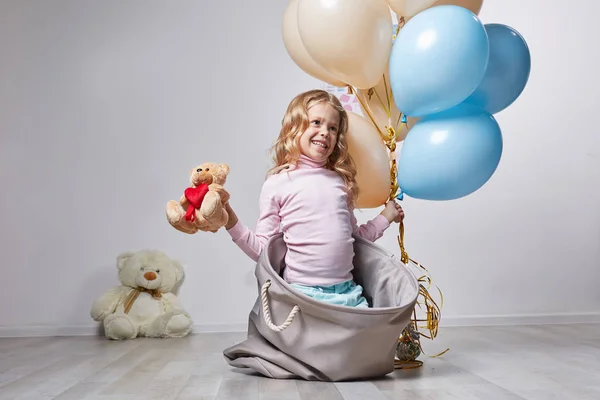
[166,314,193,337]
[104,314,138,340]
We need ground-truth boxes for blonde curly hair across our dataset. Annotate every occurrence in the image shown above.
[267,89,359,206]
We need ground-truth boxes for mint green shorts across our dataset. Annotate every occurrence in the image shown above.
[289,280,370,308]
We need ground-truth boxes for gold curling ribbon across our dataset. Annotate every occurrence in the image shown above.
[349,79,448,369]
[394,15,405,41]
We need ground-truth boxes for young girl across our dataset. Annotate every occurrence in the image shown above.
[224,89,404,308]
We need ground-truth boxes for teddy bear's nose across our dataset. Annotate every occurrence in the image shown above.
[144,271,157,281]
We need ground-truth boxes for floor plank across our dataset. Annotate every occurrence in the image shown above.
[131,361,196,400]
[214,375,259,400]
[0,324,598,400]
[295,381,343,400]
[176,371,222,400]
[259,378,301,400]
[335,382,388,400]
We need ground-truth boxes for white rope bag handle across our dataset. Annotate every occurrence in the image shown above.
[261,279,300,332]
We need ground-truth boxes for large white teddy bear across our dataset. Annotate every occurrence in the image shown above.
[90,249,193,340]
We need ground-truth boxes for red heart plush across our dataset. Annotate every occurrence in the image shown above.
[183,183,209,222]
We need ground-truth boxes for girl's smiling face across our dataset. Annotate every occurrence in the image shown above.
[298,102,340,162]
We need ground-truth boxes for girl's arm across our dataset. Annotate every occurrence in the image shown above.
[350,201,404,242]
[225,180,281,262]
[351,201,404,242]
[350,209,390,242]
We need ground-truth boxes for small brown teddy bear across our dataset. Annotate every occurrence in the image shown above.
[166,162,230,234]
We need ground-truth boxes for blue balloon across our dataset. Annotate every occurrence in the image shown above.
[397,103,503,201]
[465,24,531,114]
[389,5,489,117]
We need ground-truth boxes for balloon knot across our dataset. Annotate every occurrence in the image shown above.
[401,115,408,123]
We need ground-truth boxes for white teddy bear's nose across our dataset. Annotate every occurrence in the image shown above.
[144,271,157,281]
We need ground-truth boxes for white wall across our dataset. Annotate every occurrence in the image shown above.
[1,0,598,337]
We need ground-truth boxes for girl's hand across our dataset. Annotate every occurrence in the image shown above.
[224,202,239,230]
[381,201,405,224]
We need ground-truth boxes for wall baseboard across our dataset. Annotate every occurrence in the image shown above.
[0,323,248,338]
[439,311,600,327]
[1,313,599,338]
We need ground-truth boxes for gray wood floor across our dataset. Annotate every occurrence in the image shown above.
[0,323,599,399]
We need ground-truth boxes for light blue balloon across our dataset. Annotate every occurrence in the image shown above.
[389,5,489,117]
[465,24,531,114]
[397,103,503,201]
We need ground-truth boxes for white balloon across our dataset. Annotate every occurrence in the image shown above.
[386,0,437,17]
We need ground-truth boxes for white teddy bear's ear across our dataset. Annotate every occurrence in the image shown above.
[116,251,135,270]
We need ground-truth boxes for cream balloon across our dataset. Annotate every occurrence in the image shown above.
[356,70,419,142]
[431,0,483,15]
[387,0,437,18]
[281,0,346,87]
[297,0,393,89]
[346,112,391,209]
[405,0,484,21]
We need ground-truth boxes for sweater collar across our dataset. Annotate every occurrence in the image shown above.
[297,154,327,169]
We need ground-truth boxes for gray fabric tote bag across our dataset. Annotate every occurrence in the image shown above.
[223,233,419,382]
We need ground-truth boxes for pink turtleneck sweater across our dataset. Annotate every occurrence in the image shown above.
[226,155,390,287]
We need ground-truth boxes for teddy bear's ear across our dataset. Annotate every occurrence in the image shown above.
[219,164,230,175]
[116,251,134,270]
[213,164,229,184]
